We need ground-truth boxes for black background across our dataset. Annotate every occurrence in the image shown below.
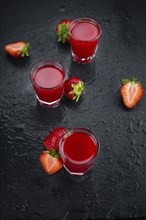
[0,0,146,219]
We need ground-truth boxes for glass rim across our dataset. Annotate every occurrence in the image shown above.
[59,128,100,166]
[30,60,67,90]
[69,17,102,42]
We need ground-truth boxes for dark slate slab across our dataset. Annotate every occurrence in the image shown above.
[0,0,146,219]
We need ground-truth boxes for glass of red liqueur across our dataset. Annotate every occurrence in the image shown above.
[30,60,66,108]
[69,18,102,64]
[59,128,100,175]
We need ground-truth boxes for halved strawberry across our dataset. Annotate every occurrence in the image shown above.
[121,77,144,108]
[43,127,67,151]
[56,19,73,43]
[64,77,85,102]
[39,150,62,175]
[4,41,30,58]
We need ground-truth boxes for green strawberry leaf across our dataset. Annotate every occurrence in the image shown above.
[57,23,69,43]
[69,81,85,102]
[19,43,30,57]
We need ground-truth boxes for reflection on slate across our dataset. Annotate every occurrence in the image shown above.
[0,0,146,219]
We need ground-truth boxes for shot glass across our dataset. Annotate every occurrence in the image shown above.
[69,18,102,64]
[59,128,100,175]
[30,60,66,108]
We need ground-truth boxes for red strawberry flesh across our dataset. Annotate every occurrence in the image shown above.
[43,127,67,151]
[121,78,144,108]
[4,42,30,58]
[39,150,63,175]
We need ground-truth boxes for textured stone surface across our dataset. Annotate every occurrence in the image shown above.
[0,0,146,219]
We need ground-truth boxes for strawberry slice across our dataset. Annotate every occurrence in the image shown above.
[56,19,73,43]
[43,127,67,151]
[121,77,144,108]
[64,77,85,102]
[4,41,30,58]
[39,150,62,175]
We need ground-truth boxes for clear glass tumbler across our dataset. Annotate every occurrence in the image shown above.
[69,18,102,64]
[59,128,100,175]
[30,60,67,108]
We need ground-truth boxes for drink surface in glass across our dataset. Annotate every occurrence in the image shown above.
[59,128,100,175]
[69,18,102,64]
[30,61,66,108]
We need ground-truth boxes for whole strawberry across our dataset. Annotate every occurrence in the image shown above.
[43,127,67,151]
[56,19,73,43]
[64,77,84,102]
[4,41,30,58]
[121,77,144,108]
[40,150,63,175]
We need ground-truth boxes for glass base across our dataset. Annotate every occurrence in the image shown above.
[36,95,61,108]
[63,165,85,176]
[72,47,98,64]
